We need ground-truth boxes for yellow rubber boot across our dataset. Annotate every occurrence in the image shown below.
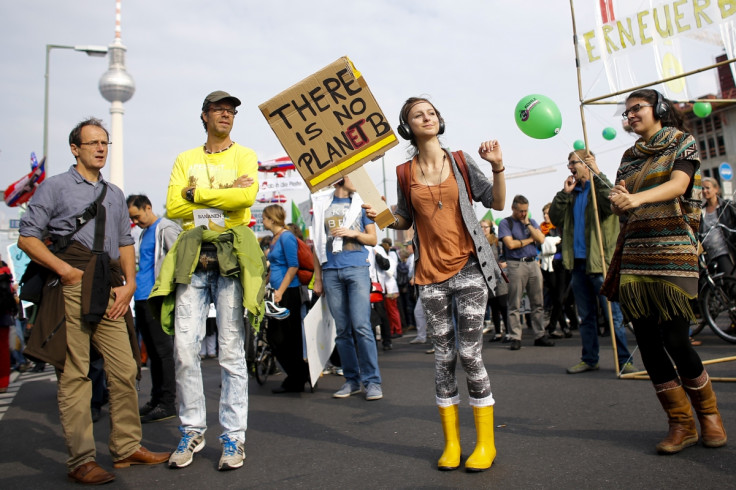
[437,405,461,470]
[465,405,496,472]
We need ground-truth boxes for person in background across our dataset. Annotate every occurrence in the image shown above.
[549,152,635,375]
[0,257,16,394]
[262,204,311,394]
[700,177,736,278]
[127,194,181,423]
[604,89,726,454]
[480,220,508,342]
[364,96,506,472]
[498,195,555,351]
[539,203,571,339]
[312,176,382,401]
[377,238,403,338]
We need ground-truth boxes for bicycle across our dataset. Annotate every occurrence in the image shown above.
[252,289,290,385]
[691,223,736,344]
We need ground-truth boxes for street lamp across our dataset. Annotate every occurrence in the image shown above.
[43,44,108,173]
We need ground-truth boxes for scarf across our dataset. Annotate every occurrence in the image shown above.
[539,221,555,236]
[616,127,701,279]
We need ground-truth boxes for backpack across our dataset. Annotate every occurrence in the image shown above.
[295,236,315,285]
[396,260,409,288]
[397,150,473,220]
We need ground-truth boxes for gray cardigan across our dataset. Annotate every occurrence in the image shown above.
[394,149,504,295]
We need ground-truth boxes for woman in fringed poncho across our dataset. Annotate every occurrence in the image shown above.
[603,89,727,454]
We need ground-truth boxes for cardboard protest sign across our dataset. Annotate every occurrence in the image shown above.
[259,57,398,227]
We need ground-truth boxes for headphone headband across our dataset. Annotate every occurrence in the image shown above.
[397,100,445,140]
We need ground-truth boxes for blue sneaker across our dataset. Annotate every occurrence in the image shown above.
[333,382,361,398]
[365,383,383,401]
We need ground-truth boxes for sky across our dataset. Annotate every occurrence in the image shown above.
[0,0,727,244]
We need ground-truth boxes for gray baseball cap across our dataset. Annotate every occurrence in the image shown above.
[202,90,241,111]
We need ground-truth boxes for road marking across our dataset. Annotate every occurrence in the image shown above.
[0,366,55,422]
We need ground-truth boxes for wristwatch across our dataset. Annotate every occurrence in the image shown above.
[185,188,195,202]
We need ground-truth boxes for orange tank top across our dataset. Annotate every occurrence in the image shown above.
[412,163,475,285]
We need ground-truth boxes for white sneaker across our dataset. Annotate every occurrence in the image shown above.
[218,435,245,471]
[169,431,205,468]
[409,337,426,344]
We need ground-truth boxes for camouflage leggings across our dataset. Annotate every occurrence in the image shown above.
[419,257,494,407]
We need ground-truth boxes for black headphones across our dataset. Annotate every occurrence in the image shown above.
[653,90,669,119]
[397,103,445,140]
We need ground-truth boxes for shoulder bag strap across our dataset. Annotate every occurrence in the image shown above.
[91,183,108,253]
[451,151,473,201]
[397,159,413,219]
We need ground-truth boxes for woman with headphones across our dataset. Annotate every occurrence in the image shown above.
[364,97,505,472]
[604,89,727,454]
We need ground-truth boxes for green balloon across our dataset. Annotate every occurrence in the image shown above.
[693,102,712,118]
[573,140,585,150]
[494,217,502,226]
[602,127,616,140]
[514,94,562,139]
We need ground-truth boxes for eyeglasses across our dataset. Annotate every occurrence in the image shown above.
[480,225,490,229]
[621,104,653,119]
[78,140,111,148]
[210,107,238,116]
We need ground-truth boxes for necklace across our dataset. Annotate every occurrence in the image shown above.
[203,141,234,154]
[418,153,446,209]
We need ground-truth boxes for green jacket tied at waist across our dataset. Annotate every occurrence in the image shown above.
[148,225,267,335]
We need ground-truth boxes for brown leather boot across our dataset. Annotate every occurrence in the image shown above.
[683,371,727,448]
[654,381,698,454]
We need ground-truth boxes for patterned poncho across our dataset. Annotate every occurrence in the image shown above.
[615,126,702,321]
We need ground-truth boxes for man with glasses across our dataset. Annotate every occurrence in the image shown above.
[498,195,555,350]
[549,150,636,375]
[19,118,170,484]
[164,91,259,471]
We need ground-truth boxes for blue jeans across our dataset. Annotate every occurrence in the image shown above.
[570,261,632,367]
[322,266,381,387]
[174,269,248,443]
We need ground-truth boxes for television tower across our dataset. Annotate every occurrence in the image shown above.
[99,0,135,189]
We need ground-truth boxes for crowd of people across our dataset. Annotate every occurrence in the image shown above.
[4,88,731,484]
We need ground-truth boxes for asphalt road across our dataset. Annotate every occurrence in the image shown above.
[1,326,734,489]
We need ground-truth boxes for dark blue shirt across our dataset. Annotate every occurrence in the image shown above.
[498,217,540,260]
[572,181,590,259]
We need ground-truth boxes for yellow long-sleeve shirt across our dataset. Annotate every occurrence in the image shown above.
[166,143,259,230]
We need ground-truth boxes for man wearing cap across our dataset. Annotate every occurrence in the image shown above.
[165,91,259,471]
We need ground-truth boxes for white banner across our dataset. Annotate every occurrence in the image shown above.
[258,177,305,193]
[303,296,336,387]
[575,0,736,99]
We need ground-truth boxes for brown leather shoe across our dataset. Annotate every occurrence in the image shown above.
[113,446,171,468]
[67,461,115,485]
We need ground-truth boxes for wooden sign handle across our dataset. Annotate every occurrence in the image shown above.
[348,166,395,229]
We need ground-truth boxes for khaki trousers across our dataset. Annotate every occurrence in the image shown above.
[58,281,141,470]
